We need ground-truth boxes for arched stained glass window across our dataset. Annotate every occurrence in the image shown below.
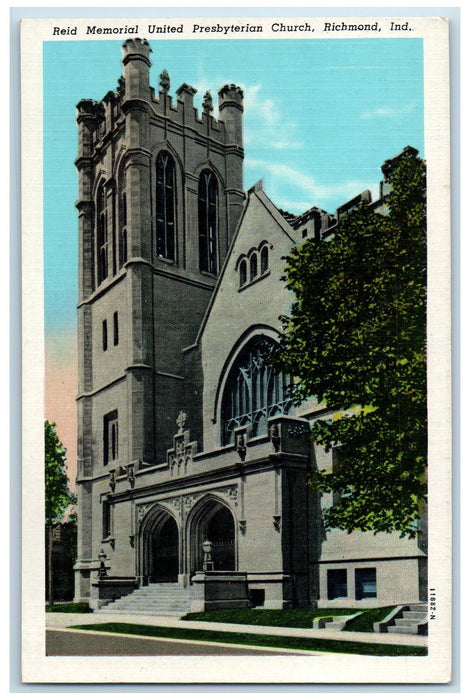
[198,170,218,274]
[221,336,293,445]
[260,245,269,273]
[97,184,108,284]
[156,151,176,260]
[249,252,257,281]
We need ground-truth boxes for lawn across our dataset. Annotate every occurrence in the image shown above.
[182,608,364,629]
[71,622,427,656]
[182,607,395,632]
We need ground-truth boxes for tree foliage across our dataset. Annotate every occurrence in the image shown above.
[45,420,76,524]
[274,153,426,537]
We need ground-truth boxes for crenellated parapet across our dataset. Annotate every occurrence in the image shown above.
[76,46,245,158]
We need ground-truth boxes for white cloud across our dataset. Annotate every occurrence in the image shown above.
[245,158,378,213]
[242,84,302,151]
[361,103,417,119]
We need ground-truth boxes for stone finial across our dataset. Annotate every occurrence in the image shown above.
[117,76,125,95]
[159,69,170,94]
[176,410,187,434]
[202,90,213,113]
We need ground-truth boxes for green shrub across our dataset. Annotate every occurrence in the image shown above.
[46,602,91,613]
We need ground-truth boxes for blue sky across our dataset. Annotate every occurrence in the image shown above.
[44,38,424,338]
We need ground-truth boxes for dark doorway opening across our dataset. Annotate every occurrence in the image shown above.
[206,505,235,571]
[151,516,179,583]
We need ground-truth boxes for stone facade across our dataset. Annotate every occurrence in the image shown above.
[74,39,426,610]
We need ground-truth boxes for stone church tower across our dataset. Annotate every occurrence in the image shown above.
[75,39,245,598]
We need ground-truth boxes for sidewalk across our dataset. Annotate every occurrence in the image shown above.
[46,612,428,648]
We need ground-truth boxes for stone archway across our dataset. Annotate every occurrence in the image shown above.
[188,497,236,576]
[141,507,180,583]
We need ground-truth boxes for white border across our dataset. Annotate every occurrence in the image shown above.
[20,12,451,685]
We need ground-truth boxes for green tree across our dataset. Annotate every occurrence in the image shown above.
[45,421,76,604]
[274,152,426,537]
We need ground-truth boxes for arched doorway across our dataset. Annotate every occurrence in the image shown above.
[151,515,179,583]
[141,508,180,583]
[188,498,236,575]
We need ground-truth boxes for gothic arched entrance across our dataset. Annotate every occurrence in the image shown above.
[151,515,179,582]
[188,498,236,575]
[141,508,180,583]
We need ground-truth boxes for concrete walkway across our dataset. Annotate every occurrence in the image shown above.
[46,612,428,648]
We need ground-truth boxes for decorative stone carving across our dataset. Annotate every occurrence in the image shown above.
[273,515,281,531]
[127,465,135,489]
[183,494,197,513]
[225,485,239,507]
[137,503,153,524]
[108,470,116,492]
[239,519,247,534]
[270,423,281,452]
[176,410,187,433]
[236,433,246,461]
[167,421,197,477]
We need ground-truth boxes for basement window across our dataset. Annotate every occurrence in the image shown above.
[355,568,377,600]
[327,569,347,599]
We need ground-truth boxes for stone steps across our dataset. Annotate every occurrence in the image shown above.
[374,604,428,635]
[99,583,192,617]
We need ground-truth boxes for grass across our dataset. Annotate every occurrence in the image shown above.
[344,606,395,632]
[71,622,427,656]
[46,602,92,614]
[182,608,365,629]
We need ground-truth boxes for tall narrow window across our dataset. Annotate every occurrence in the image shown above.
[113,311,119,346]
[198,170,218,274]
[250,253,258,281]
[260,246,269,274]
[103,410,118,466]
[156,151,176,260]
[102,500,112,540]
[102,319,108,352]
[97,184,108,284]
[239,259,247,287]
[119,191,127,267]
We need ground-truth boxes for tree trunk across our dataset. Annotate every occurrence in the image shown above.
[47,524,54,607]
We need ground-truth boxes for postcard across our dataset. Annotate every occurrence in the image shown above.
[20,12,451,684]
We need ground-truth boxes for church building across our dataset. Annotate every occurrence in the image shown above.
[74,39,427,613]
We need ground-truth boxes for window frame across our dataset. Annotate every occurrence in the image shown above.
[156,151,176,261]
[221,336,293,445]
[96,184,108,285]
[355,567,377,600]
[119,190,128,268]
[198,169,218,275]
[113,311,119,346]
[102,319,108,352]
[327,568,348,600]
[103,409,118,466]
[260,245,269,274]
